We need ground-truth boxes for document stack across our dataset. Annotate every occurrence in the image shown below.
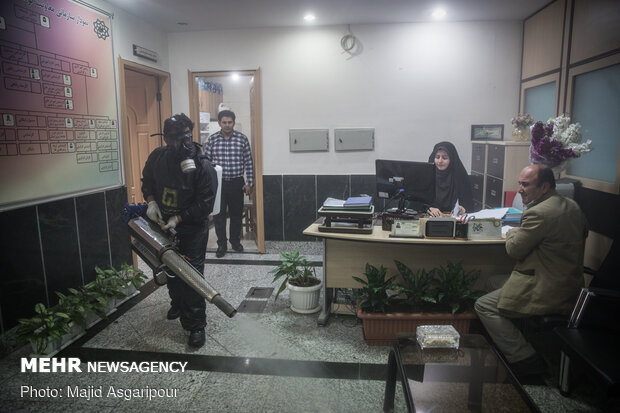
[343,195,373,211]
[501,207,523,226]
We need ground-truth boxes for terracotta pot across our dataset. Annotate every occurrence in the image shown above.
[356,306,477,346]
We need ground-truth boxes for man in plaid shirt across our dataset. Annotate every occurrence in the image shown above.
[205,110,254,257]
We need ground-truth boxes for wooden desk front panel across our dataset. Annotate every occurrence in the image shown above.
[325,238,514,291]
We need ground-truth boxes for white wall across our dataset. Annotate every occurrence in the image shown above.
[93,0,169,72]
[169,22,523,175]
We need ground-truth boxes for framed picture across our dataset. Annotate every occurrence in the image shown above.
[471,124,504,141]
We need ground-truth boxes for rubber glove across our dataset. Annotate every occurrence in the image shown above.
[146,201,164,225]
[162,215,181,231]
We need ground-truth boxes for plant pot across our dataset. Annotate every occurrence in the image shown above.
[84,310,102,329]
[287,280,322,314]
[29,322,85,356]
[512,125,530,142]
[356,306,477,346]
[116,285,139,306]
[84,301,115,329]
[30,337,62,357]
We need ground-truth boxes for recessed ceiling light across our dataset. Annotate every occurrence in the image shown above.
[431,8,446,20]
[304,14,315,22]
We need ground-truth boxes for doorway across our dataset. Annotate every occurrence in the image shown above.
[189,69,265,253]
[118,59,172,204]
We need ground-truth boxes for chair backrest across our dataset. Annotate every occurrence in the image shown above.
[589,227,620,291]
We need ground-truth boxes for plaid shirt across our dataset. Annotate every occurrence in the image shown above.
[204,130,254,186]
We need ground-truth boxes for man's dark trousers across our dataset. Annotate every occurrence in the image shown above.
[166,222,208,331]
[214,176,244,248]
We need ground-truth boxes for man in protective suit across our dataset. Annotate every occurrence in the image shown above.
[141,113,216,348]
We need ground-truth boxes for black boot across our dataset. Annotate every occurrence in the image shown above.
[167,306,180,320]
[216,246,227,258]
[188,329,206,348]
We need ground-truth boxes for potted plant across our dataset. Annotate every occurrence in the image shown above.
[116,264,147,303]
[352,263,398,313]
[355,260,483,346]
[270,250,322,314]
[16,303,72,356]
[56,288,90,333]
[432,261,483,314]
[81,266,126,326]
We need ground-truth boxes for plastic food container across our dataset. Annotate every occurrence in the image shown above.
[416,325,460,349]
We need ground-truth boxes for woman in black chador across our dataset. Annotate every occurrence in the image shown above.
[427,141,473,217]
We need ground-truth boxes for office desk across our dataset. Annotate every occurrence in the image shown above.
[383,334,538,412]
[303,223,515,325]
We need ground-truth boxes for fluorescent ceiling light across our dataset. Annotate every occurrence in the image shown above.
[431,8,446,19]
[304,14,315,22]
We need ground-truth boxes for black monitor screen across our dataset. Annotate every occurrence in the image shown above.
[375,159,435,206]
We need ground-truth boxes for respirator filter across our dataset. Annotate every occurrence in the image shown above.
[167,131,197,174]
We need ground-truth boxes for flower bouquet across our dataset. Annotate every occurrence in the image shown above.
[511,113,535,128]
[511,113,535,142]
[529,114,593,169]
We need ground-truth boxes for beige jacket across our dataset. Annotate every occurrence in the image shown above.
[498,190,588,315]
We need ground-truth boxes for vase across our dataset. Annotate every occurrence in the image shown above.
[512,125,530,142]
[528,146,567,179]
[550,162,567,179]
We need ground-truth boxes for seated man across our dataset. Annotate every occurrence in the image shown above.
[475,164,588,378]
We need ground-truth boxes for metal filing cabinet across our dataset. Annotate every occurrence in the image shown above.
[471,141,530,209]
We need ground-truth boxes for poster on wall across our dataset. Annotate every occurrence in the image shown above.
[0,0,120,209]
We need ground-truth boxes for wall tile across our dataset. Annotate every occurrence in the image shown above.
[263,175,283,241]
[105,187,132,269]
[76,192,110,284]
[283,175,316,241]
[351,174,385,210]
[38,198,82,306]
[317,175,349,207]
[0,207,46,331]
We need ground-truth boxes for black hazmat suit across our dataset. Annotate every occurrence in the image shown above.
[428,141,474,213]
[141,142,215,331]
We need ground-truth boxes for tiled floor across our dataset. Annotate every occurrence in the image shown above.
[0,241,609,412]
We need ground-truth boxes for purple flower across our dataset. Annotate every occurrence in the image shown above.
[531,121,545,142]
[529,119,578,167]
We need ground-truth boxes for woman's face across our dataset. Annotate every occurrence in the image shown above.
[434,149,450,171]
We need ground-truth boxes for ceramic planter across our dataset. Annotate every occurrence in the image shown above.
[287,279,322,314]
[30,322,86,356]
[356,306,477,346]
[115,284,139,306]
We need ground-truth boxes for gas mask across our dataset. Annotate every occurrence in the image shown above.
[166,131,197,174]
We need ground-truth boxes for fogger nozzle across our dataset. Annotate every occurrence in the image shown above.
[127,217,236,318]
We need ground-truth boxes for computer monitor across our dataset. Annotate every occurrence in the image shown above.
[375,159,436,214]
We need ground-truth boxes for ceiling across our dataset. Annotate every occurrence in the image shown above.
[103,0,551,32]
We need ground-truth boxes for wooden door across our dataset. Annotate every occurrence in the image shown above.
[249,69,265,253]
[124,69,162,203]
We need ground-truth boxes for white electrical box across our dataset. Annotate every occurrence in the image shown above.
[289,129,329,152]
[334,128,374,151]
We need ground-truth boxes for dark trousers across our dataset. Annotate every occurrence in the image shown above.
[214,176,244,248]
[167,223,208,331]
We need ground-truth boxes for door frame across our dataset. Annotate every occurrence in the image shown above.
[118,57,172,203]
[188,69,265,253]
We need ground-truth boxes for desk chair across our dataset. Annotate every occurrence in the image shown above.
[554,288,620,398]
[553,230,620,399]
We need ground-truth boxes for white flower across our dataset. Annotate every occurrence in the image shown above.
[568,139,593,157]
